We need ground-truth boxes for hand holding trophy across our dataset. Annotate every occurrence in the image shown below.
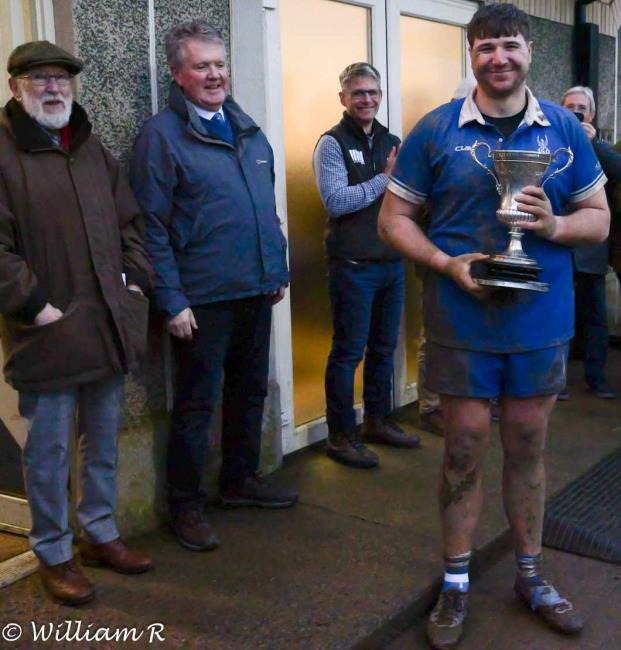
[470,142,574,292]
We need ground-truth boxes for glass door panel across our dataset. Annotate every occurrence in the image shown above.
[399,15,465,386]
[280,0,370,425]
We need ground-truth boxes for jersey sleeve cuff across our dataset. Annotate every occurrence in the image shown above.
[387,177,427,205]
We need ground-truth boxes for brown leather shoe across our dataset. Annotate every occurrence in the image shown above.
[79,538,153,574]
[171,509,220,552]
[514,576,584,635]
[362,416,421,448]
[38,559,95,606]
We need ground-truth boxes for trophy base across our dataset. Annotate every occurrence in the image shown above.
[473,254,549,293]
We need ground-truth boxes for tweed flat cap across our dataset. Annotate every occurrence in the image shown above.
[7,40,83,77]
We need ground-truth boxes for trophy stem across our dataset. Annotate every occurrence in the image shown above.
[505,226,531,260]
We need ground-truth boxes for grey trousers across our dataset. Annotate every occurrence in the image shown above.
[19,374,124,566]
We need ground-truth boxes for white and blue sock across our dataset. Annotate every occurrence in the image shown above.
[441,551,471,593]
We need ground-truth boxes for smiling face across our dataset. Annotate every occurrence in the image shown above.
[562,92,594,124]
[339,75,382,131]
[470,33,532,100]
[10,64,73,130]
[171,38,229,111]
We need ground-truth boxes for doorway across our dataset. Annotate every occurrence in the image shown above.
[0,0,57,536]
[277,0,475,447]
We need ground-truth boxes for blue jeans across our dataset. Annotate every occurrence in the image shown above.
[325,259,404,434]
[574,272,609,387]
[19,375,124,566]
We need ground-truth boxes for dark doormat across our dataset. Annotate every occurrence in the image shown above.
[543,447,621,564]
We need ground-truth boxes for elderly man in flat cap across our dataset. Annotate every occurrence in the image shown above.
[0,41,154,605]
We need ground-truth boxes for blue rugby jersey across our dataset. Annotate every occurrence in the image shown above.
[388,87,606,353]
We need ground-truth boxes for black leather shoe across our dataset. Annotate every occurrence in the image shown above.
[362,416,421,448]
[171,509,220,552]
[326,429,379,468]
[218,474,298,508]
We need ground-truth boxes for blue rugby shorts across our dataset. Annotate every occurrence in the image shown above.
[425,341,569,399]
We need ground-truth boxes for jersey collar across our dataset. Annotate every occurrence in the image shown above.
[458,86,551,129]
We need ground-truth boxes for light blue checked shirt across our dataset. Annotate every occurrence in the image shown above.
[313,134,389,218]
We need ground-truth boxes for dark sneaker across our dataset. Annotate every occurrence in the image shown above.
[514,576,584,635]
[557,390,570,401]
[419,410,445,437]
[218,474,298,508]
[427,589,468,649]
[362,416,421,448]
[326,429,379,468]
[586,381,617,399]
[171,508,220,552]
[38,559,95,606]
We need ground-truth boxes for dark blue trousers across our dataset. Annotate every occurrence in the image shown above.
[168,295,272,514]
[325,259,405,434]
[574,272,609,387]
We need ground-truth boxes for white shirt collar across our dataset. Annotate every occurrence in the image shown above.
[188,101,225,121]
[458,86,550,129]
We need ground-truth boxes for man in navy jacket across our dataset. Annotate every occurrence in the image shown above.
[131,20,297,552]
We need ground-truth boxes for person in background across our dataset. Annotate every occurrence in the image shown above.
[560,85,621,399]
[131,20,297,554]
[313,62,421,470]
[0,41,154,605]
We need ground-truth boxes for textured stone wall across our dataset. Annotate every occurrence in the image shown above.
[527,17,617,136]
[527,17,574,106]
[72,0,230,160]
[598,34,616,138]
[70,0,232,535]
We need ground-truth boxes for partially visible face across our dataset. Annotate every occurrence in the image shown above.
[339,75,382,126]
[562,92,594,124]
[172,39,230,111]
[470,33,532,99]
[11,64,73,130]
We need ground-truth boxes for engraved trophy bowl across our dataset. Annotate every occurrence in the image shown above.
[470,142,573,292]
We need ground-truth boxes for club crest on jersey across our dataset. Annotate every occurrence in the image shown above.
[537,135,550,154]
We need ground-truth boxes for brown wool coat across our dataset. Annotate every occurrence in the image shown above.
[0,99,152,391]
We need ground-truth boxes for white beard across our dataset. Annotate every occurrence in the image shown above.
[21,91,73,130]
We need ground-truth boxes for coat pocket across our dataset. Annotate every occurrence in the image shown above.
[4,301,109,385]
[118,290,149,365]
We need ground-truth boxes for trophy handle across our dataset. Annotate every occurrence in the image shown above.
[542,147,574,188]
[470,141,501,194]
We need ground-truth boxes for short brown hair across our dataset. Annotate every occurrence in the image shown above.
[467,3,532,48]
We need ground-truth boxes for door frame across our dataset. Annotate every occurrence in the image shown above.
[386,0,476,407]
[0,0,56,535]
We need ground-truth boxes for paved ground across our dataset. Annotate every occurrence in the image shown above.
[0,353,619,649]
[388,548,621,650]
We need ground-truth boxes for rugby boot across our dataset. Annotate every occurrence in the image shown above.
[427,588,469,649]
[514,576,584,635]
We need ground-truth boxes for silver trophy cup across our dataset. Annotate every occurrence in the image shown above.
[470,142,573,292]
